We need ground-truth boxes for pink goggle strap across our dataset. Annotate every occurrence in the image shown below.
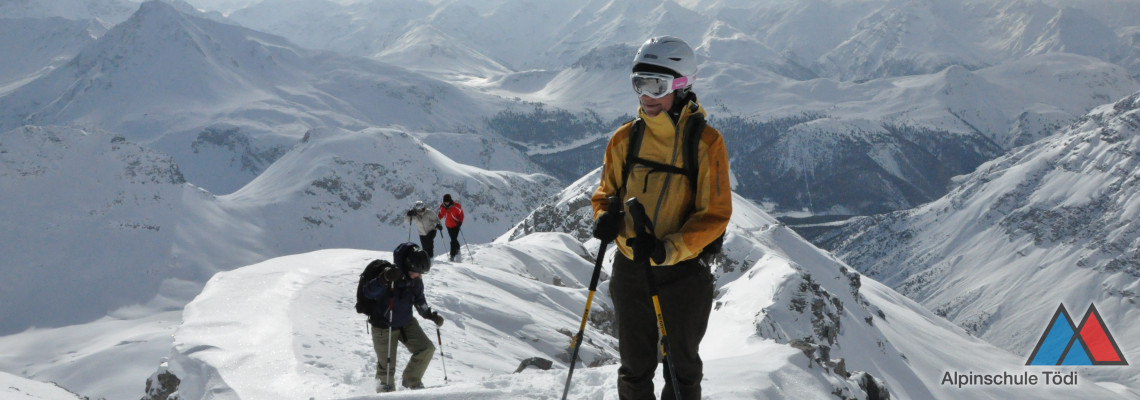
[671,76,692,90]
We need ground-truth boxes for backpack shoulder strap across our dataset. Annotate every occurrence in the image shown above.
[682,113,707,196]
[620,115,708,196]
[618,118,645,196]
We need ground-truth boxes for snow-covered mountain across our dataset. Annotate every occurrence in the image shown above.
[218,0,1140,216]
[825,91,1140,391]
[990,1,1131,62]
[0,17,104,93]
[0,123,560,398]
[227,0,1140,84]
[0,0,139,26]
[219,126,560,252]
[0,123,557,335]
[137,181,1131,399]
[226,0,434,59]
[0,0,512,194]
[494,52,1137,215]
[7,0,1137,212]
[0,126,200,335]
[4,0,1140,398]
[374,25,512,81]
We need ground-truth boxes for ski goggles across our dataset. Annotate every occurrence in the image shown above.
[631,71,692,99]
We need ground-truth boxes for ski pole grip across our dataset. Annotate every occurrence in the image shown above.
[606,196,622,214]
[625,197,648,234]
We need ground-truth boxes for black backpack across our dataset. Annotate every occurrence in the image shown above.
[355,259,393,315]
[619,112,724,258]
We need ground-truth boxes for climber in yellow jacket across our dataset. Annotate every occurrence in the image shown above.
[590,36,732,400]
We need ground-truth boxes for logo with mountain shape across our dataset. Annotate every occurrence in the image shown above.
[1025,303,1128,366]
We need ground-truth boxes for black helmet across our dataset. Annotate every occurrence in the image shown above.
[394,242,431,274]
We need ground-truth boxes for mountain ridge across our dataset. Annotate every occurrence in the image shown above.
[824,90,1140,390]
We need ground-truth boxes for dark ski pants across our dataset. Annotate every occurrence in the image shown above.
[446,224,461,260]
[419,230,437,257]
[609,253,714,400]
[372,318,436,388]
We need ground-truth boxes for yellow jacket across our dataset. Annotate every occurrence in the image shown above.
[591,99,732,266]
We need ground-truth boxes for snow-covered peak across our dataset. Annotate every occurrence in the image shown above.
[0,0,518,194]
[819,0,986,80]
[374,24,511,80]
[1026,6,1128,60]
[828,91,1140,393]
[223,125,562,250]
[0,0,302,135]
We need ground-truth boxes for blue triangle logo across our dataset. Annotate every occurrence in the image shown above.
[1026,304,1078,365]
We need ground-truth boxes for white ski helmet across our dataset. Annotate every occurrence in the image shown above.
[632,36,697,87]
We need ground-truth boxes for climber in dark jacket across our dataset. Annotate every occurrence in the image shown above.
[362,242,445,392]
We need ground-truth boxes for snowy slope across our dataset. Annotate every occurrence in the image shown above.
[827,91,1140,392]
[0,123,560,399]
[502,167,1138,399]
[0,123,557,334]
[417,130,546,175]
[145,187,1130,399]
[0,126,202,335]
[0,371,84,400]
[219,126,561,251]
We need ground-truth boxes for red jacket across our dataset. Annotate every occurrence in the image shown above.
[438,202,464,228]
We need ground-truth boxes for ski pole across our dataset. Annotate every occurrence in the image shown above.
[460,229,473,260]
[436,327,449,383]
[626,197,683,400]
[561,196,621,400]
[387,281,397,392]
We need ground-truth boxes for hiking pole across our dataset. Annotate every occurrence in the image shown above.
[436,327,449,383]
[626,197,683,400]
[561,196,621,400]
[460,229,473,260]
[387,281,397,392]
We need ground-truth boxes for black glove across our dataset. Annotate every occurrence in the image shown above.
[406,209,415,216]
[436,224,443,233]
[629,235,668,265]
[591,210,624,242]
[427,312,445,326]
[381,267,403,283]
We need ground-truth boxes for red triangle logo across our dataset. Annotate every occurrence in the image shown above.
[1076,304,1128,365]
